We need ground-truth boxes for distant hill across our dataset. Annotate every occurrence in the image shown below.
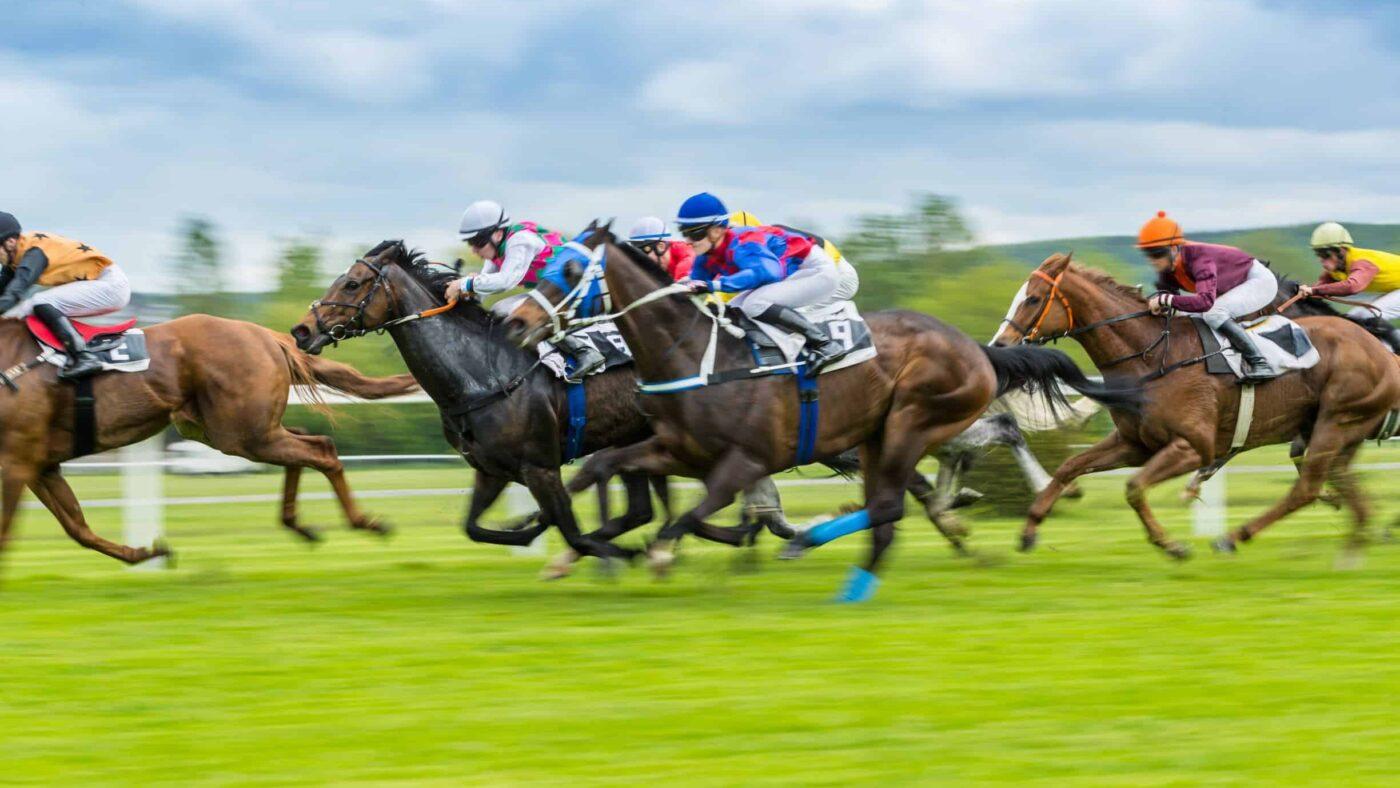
[985,222,1400,284]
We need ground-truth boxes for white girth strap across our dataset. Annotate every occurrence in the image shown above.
[1231,383,1255,451]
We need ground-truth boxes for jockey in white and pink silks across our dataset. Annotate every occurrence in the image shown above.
[444,200,604,382]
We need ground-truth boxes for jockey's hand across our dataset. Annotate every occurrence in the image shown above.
[1298,284,1315,298]
[681,278,712,294]
[1147,293,1174,315]
[444,277,472,302]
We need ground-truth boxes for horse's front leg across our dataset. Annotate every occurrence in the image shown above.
[1021,431,1146,552]
[29,468,168,565]
[647,449,769,578]
[463,470,548,547]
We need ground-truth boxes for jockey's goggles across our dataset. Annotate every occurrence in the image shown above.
[679,224,716,242]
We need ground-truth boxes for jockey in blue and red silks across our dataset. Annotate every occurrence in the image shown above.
[673,192,853,374]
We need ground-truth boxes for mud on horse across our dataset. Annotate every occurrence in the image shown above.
[0,313,417,568]
[994,254,1400,557]
[293,241,681,573]
[505,223,1144,601]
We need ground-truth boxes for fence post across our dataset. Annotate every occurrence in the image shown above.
[1191,467,1227,537]
[505,482,546,556]
[122,436,167,570]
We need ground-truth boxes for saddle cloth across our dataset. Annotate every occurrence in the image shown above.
[743,301,877,374]
[24,316,151,373]
[536,321,632,380]
[1192,314,1319,380]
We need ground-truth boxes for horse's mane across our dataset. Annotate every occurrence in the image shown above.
[581,220,675,286]
[369,240,496,324]
[1062,260,1146,304]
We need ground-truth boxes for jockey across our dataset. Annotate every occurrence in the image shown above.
[445,200,603,382]
[726,210,860,306]
[1138,211,1279,381]
[626,217,695,280]
[675,192,851,374]
[1301,222,1400,353]
[0,212,131,380]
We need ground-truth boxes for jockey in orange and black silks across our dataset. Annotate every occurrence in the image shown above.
[0,211,132,380]
[674,192,852,374]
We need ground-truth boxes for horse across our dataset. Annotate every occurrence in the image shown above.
[0,313,419,568]
[291,240,704,571]
[993,254,1400,556]
[504,224,1144,600]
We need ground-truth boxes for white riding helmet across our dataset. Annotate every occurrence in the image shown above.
[459,200,510,237]
[627,216,670,242]
[1310,221,1354,249]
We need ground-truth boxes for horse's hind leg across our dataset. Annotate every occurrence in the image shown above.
[1123,438,1203,560]
[278,466,321,542]
[28,469,167,564]
[1325,443,1371,562]
[1217,424,1351,552]
[240,427,390,537]
[908,464,970,554]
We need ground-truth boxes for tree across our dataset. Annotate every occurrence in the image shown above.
[840,193,979,309]
[172,217,226,315]
[276,239,323,295]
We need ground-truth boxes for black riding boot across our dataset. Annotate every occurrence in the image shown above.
[1216,318,1275,381]
[758,305,849,375]
[32,304,103,381]
[555,335,605,383]
[1352,315,1400,354]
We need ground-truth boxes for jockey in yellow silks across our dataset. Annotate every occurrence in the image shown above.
[1301,222,1400,352]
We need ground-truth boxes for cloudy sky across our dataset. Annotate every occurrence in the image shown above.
[8,0,1400,290]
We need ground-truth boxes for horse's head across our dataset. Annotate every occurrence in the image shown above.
[292,240,410,354]
[992,253,1076,346]
[504,220,613,348]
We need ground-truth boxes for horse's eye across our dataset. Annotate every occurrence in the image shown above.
[345,280,360,291]
[1024,295,1041,306]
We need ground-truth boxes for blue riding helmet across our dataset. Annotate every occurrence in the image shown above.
[675,192,730,229]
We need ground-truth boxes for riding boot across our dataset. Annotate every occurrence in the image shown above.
[32,304,103,381]
[1216,318,1276,381]
[1352,315,1400,354]
[555,334,605,383]
[758,304,849,375]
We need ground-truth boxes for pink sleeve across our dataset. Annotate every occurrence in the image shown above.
[668,241,695,280]
[1312,259,1378,296]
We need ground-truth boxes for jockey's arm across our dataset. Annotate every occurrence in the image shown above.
[0,248,48,313]
[712,239,783,293]
[1312,259,1378,297]
[468,231,545,295]
[1169,262,1217,312]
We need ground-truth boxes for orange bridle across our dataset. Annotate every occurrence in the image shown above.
[1021,268,1074,341]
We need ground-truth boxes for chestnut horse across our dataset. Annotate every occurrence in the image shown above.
[0,314,419,568]
[994,254,1400,556]
[505,225,1143,600]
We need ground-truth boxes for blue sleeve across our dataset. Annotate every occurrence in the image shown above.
[714,239,782,292]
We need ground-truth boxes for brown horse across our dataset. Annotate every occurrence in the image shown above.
[0,314,418,567]
[993,254,1400,556]
[504,225,1143,600]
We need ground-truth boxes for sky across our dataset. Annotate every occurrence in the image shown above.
[6,0,1400,291]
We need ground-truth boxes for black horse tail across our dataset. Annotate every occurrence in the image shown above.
[821,449,862,479]
[980,344,1144,416]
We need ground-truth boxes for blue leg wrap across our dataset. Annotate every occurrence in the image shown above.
[803,508,871,547]
[836,566,879,603]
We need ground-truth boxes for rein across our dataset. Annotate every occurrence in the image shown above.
[1276,291,1383,317]
[308,255,459,346]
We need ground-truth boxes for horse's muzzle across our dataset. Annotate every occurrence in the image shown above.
[290,324,328,355]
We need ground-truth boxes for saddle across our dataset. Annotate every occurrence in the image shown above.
[1190,315,1319,381]
[738,301,878,374]
[23,316,150,373]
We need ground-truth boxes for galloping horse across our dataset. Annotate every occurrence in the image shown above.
[0,314,418,567]
[293,241,682,568]
[994,254,1400,555]
[505,224,1143,599]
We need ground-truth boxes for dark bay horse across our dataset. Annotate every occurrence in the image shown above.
[0,314,418,567]
[994,254,1400,556]
[505,225,1143,600]
[292,241,676,567]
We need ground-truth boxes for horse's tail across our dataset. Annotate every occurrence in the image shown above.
[272,333,419,417]
[980,344,1144,417]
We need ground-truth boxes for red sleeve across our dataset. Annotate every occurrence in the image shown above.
[1171,255,1217,312]
[667,241,694,280]
[1312,259,1378,296]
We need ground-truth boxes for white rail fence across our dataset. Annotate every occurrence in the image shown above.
[58,387,1397,570]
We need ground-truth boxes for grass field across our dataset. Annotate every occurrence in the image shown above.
[1,445,1397,785]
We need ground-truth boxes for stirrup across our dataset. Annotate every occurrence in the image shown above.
[58,353,102,381]
[803,341,849,375]
[565,353,605,383]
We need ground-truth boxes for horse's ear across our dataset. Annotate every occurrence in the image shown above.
[1044,251,1072,273]
[598,218,615,240]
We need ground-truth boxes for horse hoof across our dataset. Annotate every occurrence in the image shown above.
[539,554,575,581]
[1163,542,1192,561]
[145,540,175,568]
[1211,535,1236,554]
[647,547,675,578]
[1018,532,1038,553]
[359,518,393,538]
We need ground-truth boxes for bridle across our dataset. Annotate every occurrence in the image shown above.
[308,252,459,346]
[1004,268,1076,342]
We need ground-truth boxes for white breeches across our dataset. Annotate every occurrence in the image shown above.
[731,246,841,318]
[3,264,131,319]
[1345,289,1400,322]
[1199,260,1277,329]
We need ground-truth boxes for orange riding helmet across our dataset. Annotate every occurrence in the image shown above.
[1137,211,1184,249]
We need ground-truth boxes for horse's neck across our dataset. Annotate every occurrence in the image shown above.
[384,268,535,404]
[1063,275,1181,373]
[602,245,740,380]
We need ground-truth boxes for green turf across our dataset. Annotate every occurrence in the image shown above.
[2,446,1397,785]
